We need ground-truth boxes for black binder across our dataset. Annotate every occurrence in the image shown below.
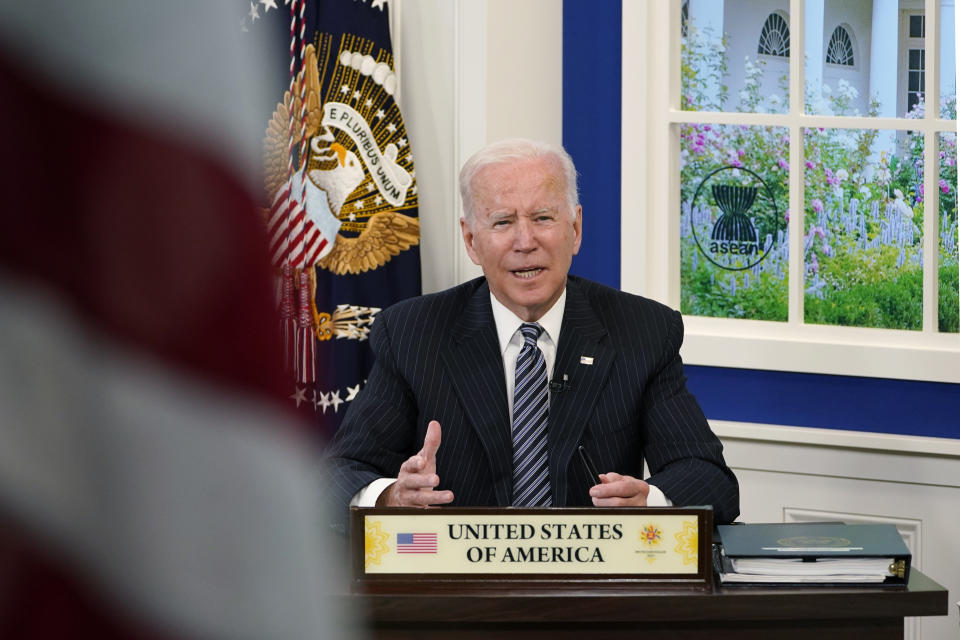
[716,523,911,587]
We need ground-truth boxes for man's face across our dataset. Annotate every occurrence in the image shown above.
[460,155,582,322]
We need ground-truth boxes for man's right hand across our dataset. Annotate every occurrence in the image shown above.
[376,420,454,507]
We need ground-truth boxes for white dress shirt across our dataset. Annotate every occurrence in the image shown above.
[350,287,671,507]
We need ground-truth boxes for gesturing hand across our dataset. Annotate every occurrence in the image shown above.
[377,420,455,507]
[588,472,650,507]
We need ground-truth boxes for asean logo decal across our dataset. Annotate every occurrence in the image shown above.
[689,166,785,271]
[639,524,663,546]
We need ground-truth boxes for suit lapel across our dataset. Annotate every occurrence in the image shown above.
[440,281,513,506]
[548,278,615,505]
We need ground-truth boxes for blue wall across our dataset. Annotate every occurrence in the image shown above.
[562,0,959,439]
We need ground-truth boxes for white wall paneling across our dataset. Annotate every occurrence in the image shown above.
[397,0,562,294]
[715,420,960,639]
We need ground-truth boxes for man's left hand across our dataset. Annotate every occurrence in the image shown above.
[589,472,650,507]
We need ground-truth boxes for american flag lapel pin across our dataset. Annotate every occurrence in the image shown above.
[580,356,594,365]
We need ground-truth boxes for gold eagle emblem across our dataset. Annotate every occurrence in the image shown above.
[263,39,420,275]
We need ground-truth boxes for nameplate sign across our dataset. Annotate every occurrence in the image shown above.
[350,507,713,591]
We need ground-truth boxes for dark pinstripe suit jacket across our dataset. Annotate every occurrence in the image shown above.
[323,275,739,529]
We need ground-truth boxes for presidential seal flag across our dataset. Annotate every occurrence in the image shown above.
[246,0,420,439]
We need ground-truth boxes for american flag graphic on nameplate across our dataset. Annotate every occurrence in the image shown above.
[396,533,438,554]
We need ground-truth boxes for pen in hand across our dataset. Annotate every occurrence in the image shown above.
[578,445,602,484]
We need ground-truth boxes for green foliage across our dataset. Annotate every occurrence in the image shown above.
[804,269,922,330]
[680,26,959,332]
[681,261,787,320]
[940,262,960,333]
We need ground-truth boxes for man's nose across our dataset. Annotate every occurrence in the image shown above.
[513,219,537,251]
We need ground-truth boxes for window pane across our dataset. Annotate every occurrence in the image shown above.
[940,132,959,333]
[940,0,957,118]
[680,124,790,321]
[909,14,924,38]
[803,127,923,330]
[806,3,924,118]
[681,1,789,114]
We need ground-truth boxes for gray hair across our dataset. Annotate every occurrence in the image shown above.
[458,138,580,226]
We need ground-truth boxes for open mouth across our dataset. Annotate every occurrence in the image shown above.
[512,268,543,279]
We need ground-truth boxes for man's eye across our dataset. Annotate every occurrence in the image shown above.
[492,220,510,227]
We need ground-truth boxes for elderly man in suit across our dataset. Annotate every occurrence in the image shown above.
[324,138,738,528]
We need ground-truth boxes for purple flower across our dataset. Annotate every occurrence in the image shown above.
[778,158,789,171]
[811,198,824,214]
[940,179,951,194]
[784,208,790,222]
[824,167,840,188]
[805,160,815,170]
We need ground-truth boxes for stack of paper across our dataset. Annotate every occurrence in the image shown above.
[715,523,911,587]
[720,555,894,583]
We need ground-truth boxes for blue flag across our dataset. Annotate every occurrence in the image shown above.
[247,0,420,439]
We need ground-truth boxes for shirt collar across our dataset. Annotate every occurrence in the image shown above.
[490,286,566,355]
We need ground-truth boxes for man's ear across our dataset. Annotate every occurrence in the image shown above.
[572,205,583,255]
[460,217,481,265]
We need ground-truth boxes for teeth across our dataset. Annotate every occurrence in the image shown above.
[514,268,542,279]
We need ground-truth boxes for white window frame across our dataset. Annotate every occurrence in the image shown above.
[623,0,960,384]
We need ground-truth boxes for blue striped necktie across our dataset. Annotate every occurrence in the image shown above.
[512,322,552,507]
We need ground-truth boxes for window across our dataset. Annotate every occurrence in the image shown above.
[623,1,960,384]
[757,12,790,58]
[826,26,854,67]
[904,12,927,117]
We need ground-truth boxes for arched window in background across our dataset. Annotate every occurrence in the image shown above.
[826,25,855,66]
[757,12,790,58]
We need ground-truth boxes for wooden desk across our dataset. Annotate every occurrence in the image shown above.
[346,568,948,639]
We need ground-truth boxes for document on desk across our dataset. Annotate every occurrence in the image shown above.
[716,523,911,586]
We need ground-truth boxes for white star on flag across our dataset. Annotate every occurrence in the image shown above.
[259,0,278,10]
[375,109,385,120]
[329,390,344,413]
[366,182,375,192]
[353,90,361,100]
[365,99,373,108]
[386,123,397,133]
[340,84,350,94]
[397,137,407,148]
[289,386,307,408]
[346,384,361,401]
[319,391,331,413]
[372,0,388,10]
[374,194,383,206]
[348,213,356,221]
[249,2,259,21]
[354,200,363,210]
